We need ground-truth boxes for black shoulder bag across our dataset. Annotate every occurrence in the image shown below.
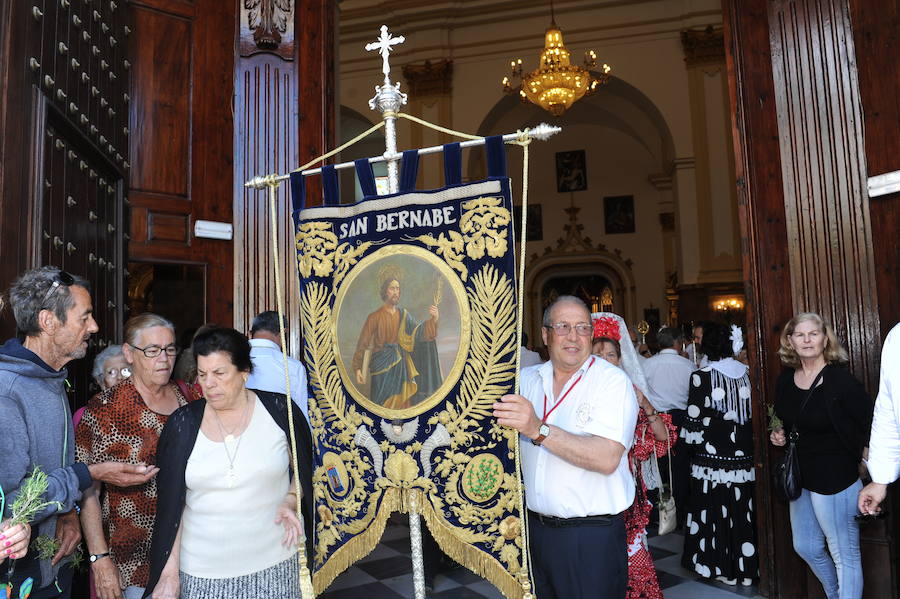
[775,367,826,501]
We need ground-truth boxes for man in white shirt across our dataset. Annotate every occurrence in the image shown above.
[859,323,900,515]
[494,295,637,599]
[246,311,309,419]
[643,326,695,523]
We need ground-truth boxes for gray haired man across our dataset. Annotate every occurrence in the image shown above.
[0,266,159,599]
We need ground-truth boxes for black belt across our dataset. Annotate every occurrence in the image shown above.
[527,509,617,527]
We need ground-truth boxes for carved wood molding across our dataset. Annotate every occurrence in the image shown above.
[769,0,880,390]
[681,25,725,67]
[402,59,453,96]
[240,0,295,59]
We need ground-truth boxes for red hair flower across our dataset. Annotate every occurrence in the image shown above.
[592,316,620,341]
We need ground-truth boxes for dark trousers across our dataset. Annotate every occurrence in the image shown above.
[661,408,691,525]
[528,511,626,599]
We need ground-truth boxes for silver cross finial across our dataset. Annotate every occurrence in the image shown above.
[365,25,405,80]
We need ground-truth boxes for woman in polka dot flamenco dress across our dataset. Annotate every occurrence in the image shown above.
[680,323,758,585]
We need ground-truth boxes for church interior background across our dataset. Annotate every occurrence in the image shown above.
[336,0,746,348]
[1,0,898,597]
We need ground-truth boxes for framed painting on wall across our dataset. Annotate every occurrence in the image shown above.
[555,150,587,192]
[603,195,635,234]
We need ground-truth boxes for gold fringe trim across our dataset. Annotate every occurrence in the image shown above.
[311,487,530,599]
[414,490,526,599]
[312,488,401,594]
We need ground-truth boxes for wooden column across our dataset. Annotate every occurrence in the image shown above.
[233,0,335,353]
[725,0,894,596]
[723,2,796,595]
[768,0,880,389]
[849,0,900,592]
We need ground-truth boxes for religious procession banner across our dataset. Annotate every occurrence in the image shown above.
[290,141,530,598]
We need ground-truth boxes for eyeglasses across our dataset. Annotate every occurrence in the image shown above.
[41,270,75,306]
[105,367,132,378]
[545,322,593,337]
[130,344,179,358]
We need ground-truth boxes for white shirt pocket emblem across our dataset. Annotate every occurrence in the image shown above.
[576,402,592,427]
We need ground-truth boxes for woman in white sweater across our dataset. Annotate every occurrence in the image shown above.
[144,327,313,599]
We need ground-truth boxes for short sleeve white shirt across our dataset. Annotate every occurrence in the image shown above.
[868,323,900,484]
[246,338,309,419]
[519,356,638,518]
[643,349,695,412]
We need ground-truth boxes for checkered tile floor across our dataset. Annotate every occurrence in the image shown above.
[319,516,764,599]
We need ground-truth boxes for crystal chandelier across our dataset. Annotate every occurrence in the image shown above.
[502,8,610,116]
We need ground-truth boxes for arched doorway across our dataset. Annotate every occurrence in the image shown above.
[470,75,681,340]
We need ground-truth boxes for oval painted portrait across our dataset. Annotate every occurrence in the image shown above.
[332,245,470,419]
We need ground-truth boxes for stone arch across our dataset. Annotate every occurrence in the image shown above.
[469,74,676,179]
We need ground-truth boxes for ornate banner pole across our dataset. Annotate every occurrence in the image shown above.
[364,26,426,599]
[365,25,407,194]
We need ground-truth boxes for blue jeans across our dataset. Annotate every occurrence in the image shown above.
[789,479,863,599]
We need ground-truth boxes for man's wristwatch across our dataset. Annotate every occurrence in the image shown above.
[532,423,551,446]
[89,552,110,563]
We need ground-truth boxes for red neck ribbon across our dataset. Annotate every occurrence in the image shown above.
[542,357,595,422]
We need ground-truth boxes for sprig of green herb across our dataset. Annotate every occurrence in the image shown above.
[29,536,85,569]
[31,535,61,561]
[10,467,63,526]
[767,404,783,432]
[70,544,85,571]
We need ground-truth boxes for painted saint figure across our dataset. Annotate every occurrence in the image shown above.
[352,271,442,410]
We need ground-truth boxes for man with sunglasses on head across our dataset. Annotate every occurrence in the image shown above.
[0,266,160,599]
[493,295,638,599]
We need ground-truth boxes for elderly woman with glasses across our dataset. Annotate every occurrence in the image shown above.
[76,314,199,599]
[770,313,873,599]
[92,345,131,392]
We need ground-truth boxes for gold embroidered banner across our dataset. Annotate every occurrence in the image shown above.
[290,173,530,598]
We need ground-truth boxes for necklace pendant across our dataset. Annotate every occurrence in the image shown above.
[227,468,236,488]
[225,434,235,444]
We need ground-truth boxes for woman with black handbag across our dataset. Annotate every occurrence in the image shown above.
[770,312,873,599]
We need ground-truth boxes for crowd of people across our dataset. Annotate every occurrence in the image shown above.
[1,266,899,599]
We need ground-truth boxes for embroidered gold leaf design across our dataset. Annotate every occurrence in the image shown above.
[304,258,526,593]
[384,450,419,483]
[414,230,468,280]
[459,197,510,260]
[302,280,385,565]
[295,222,338,278]
[499,515,520,540]
[301,281,344,426]
[434,264,516,446]
[333,241,373,288]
